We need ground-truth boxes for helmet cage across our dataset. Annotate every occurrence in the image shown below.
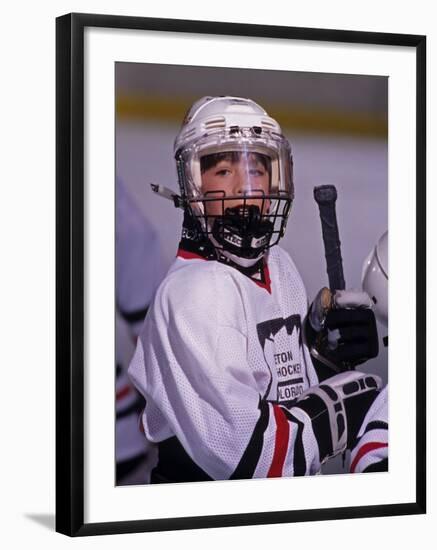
[194,190,291,254]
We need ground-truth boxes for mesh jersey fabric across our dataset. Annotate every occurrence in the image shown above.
[128,245,322,480]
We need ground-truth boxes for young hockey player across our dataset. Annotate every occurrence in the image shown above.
[128,96,380,483]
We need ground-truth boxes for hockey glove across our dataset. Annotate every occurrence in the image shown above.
[307,288,379,374]
[293,370,382,462]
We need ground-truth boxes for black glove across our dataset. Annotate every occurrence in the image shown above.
[307,288,379,374]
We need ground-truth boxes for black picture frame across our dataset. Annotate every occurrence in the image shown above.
[56,12,426,537]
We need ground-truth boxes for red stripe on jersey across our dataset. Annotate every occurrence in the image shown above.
[177,248,206,261]
[267,405,290,477]
[350,441,388,473]
[116,385,131,401]
[254,263,272,294]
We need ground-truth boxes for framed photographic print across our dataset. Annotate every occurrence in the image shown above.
[56,12,426,536]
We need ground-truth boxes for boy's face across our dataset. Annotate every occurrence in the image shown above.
[200,152,271,217]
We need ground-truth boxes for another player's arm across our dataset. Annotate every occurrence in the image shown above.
[349,386,388,473]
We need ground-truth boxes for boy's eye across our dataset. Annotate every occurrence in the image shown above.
[249,168,265,176]
[215,168,231,176]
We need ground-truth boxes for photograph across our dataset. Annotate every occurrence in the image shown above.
[114,62,389,486]
[2,0,433,547]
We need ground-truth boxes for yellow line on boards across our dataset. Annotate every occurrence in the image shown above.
[116,95,388,138]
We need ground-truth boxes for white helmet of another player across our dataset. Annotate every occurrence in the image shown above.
[174,96,294,267]
[361,231,388,326]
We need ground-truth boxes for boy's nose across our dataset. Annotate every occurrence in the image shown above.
[233,169,248,195]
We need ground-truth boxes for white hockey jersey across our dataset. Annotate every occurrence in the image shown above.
[128,245,323,482]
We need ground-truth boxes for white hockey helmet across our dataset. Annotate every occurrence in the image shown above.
[361,231,388,327]
[174,96,294,266]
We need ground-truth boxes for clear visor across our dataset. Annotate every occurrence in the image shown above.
[178,129,294,208]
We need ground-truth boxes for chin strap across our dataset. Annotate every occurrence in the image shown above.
[216,249,265,275]
[212,237,264,268]
[150,183,184,209]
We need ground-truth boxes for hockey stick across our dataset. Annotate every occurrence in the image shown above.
[313,185,345,292]
[311,185,348,374]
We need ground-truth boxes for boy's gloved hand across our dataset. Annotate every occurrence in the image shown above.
[308,288,379,371]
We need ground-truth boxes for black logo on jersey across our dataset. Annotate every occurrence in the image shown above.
[257,314,302,351]
[256,315,305,406]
